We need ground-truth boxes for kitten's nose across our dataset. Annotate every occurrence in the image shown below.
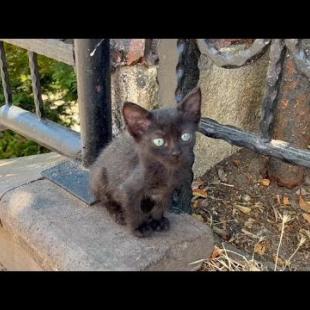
[171,149,181,158]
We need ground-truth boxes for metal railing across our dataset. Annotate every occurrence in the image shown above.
[0,39,111,166]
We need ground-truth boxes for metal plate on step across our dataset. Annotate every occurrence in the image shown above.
[41,160,96,205]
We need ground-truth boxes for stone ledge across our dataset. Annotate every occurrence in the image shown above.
[0,153,214,271]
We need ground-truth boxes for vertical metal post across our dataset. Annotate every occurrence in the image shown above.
[171,39,201,214]
[0,41,12,105]
[74,39,112,167]
[28,51,44,118]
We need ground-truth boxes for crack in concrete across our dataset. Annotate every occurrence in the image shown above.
[0,177,44,202]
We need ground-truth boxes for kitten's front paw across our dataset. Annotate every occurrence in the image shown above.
[114,212,126,225]
[150,217,170,232]
[133,222,152,238]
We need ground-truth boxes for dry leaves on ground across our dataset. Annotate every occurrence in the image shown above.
[260,179,271,187]
[234,205,252,214]
[302,213,310,224]
[283,196,290,206]
[254,241,267,256]
[192,188,208,199]
[198,244,264,271]
[299,196,310,213]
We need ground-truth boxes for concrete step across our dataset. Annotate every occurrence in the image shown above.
[0,153,214,271]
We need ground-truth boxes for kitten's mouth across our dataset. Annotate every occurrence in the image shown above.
[167,157,182,165]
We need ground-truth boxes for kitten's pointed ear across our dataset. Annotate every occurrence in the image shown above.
[122,102,152,139]
[178,87,202,123]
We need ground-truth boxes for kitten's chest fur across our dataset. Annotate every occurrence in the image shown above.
[142,161,179,199]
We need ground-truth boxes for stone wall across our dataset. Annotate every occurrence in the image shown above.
[194,46,269,176]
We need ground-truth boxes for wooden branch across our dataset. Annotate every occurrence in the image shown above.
[0,39,74,66]
[199,118,310,168]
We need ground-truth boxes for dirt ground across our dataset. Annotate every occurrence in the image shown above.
[192,148,310,271]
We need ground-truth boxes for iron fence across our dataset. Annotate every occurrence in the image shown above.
[196,39,310,169]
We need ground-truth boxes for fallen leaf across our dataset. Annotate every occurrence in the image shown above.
[235,205,252,214]
[191,179,205,190]
[283,196,290,206]
[217,168,228,182]
[192,200,201,209]
[200,199,209,208]
[241,228,259,239]
[260,179,270,187]
[302,213,310,224]
[247,261,261,271]
[254,201,264,210]
[192,213,204,222]
[299,196,310,213]
[242,194,251,202]
[232,160,241,167]
[192,188,208,198]
[273,255,286,268]
[254,242,266,255]
[244,218,255,229]
[210,246,223,259]
[212,226,231,241]
[295,187,308,196]
[299,228,310,239]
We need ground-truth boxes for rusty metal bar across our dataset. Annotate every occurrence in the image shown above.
[197,39,271,68]
[260,39,285,141]
[170,39,201,214]
[199,118,310,169]
[175,39,200,104]
[175,39,187,103]
[74,39,112,167]
[28,51,44,118]
[0,41,12,105]
[1,39,74,66]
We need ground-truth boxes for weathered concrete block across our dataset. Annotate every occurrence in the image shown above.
[111,65,159,136]
[193,47,269,176]
[0,154,214,271]
[0,152,62,197]
[0,226,43,271]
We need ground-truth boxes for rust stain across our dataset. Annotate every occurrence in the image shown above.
[268,51,310,188]
[280,99,289,109]
[286,58,297,77]
[215,39,255,49]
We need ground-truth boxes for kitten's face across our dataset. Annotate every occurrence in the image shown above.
[122,87,202,167]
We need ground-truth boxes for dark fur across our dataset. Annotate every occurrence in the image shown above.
[90,87,202,237]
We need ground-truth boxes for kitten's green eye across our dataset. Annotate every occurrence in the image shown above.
[153,138,165,147]
[181,132,192,142]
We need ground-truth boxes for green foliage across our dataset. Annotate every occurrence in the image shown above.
[0,43,77,159]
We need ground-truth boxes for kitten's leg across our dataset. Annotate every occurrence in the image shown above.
[91,166,126,225]
[120,171,152,238]
[149,193,171,232]
[97,191,126,225]
[123,196,152,237]
[106,195,126,226]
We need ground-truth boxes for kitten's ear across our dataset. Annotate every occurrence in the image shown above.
[122,102,152,139]
[178,87,202,123]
